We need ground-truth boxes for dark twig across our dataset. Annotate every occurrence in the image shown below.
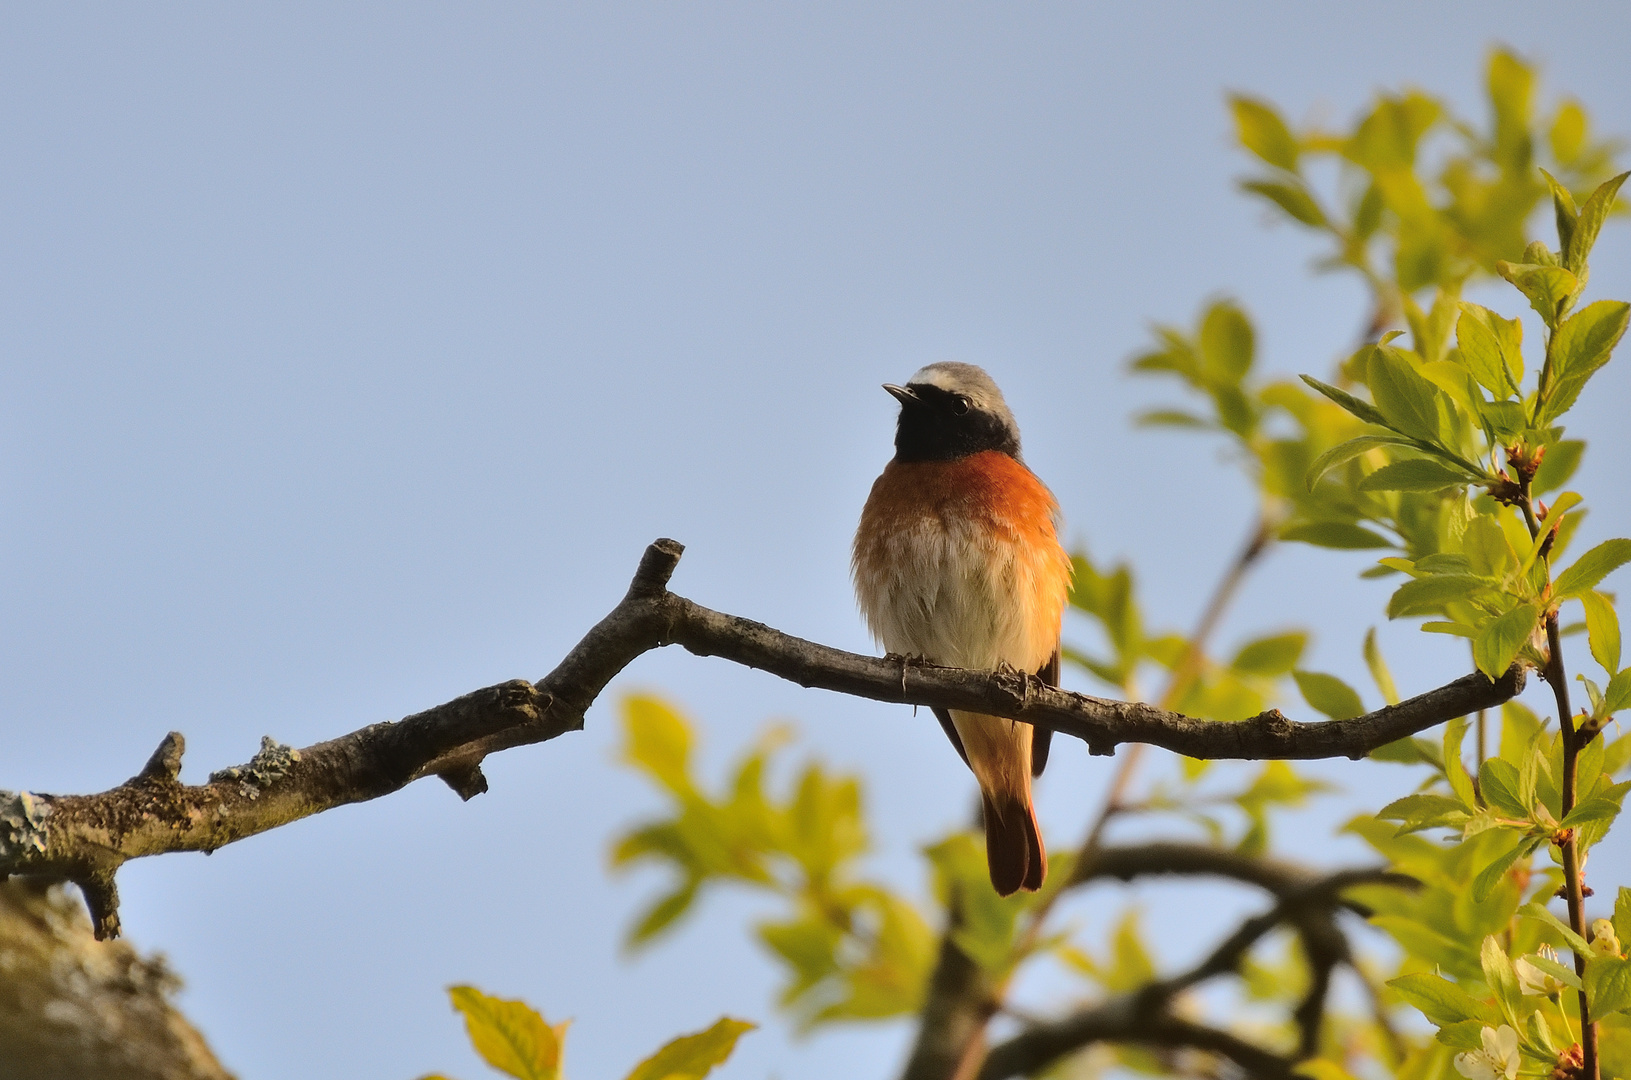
[977,868,1408,1080]
[0,539,1514,938]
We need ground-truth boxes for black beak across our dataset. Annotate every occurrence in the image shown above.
[883,384,919,406]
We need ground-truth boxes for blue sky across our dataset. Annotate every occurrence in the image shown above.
[2,4,1629,1078]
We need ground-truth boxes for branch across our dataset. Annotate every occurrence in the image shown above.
[0,539,1519,937]
[977,868,1406,1080]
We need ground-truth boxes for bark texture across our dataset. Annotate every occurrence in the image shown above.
[0,879,233,1080]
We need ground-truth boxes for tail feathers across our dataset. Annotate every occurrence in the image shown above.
[980,792,1046,896]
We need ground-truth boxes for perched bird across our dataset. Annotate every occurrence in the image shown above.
[852,363,1073,895]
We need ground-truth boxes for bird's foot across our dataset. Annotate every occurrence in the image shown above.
[992,660,1034,706]
[883,652,929,695]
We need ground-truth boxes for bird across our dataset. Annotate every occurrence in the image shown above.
[852,362,1073,896]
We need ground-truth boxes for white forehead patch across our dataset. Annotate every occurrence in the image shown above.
[906,362,1006,412]
[908,365,961,391]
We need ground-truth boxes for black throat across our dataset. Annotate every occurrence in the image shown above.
[893,385,1021,463]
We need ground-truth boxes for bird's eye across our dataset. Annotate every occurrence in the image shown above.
[952,396,972,416]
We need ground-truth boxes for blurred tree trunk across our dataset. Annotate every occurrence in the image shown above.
[0,879,233,1080]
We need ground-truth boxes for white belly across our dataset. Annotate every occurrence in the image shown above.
[855,514,1056,674]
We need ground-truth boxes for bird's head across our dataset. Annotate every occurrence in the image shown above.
[884,362,1022,462]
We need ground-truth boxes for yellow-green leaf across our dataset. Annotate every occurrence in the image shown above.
[1496,261,1578,328]
[1230,631,1307,677]
[1304,435,1414,490]
[1536,300,1630,427]
[1455,304,1522,397]
[1240,179,1324,226]
[623,1017,755,1080]
[622,695,695,796]
[1363,628,1399,705]
[1474,602,1539,679]
[1292,670,1363,721]
[1565,170,1629,275]
[1368,346,1444,443]
[1554,539,1631,600]
[1230,95,1299,171]
[1358,458,1474,492]
[448,986,567,1080]
[1281,521,1394,550]
[1198,301,1254,383]
[1582,591,1622,675]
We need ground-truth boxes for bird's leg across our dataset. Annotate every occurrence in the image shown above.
[883,652,914,696]
[993,659,1033,709]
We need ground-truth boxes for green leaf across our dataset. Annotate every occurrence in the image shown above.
[1615,887,1631,947]
[1292,670,1364,721]
[1532,439,1585,495]
[1358,457,1476,492]
[1554,539,1631,599]
[1474,602,1540,680]
[1199,302,1254,383]
[1481,934,1522,1025]
[1230,631,1307,677]
[1363,627,1399,705]
[1551,100,1588,164]
[1603,668,1631,716]
[1518,492,1582,580]
[1538,300,1631,427]
[448,986,566,1080]
[1456,305,1522,397]
[623,1017,756,1080]
[1304,435,1416,490]
[1540,168,1579,259]
[1473,837,1534,903]
[1387,574,1490,618]
[1135,409,1210,429]
[1582,591,1622,674]
[1230,95,1299,171]
[1368,346,1446,443]
[1479,759,1528,818]
[1480,400,1528,441]
[626,881,701,947]
[1586,956,1631,1017]
[1523,951,1583,992]
[1386,972,1499,1025]
[1376,792,1470,834]
[1239,179,1325,226]
[1299,374,1389,428]
[621,695,696,796]
[1432,1019,1488,1051]
[1444,716,1476,810]
[1496,261,1579,327]
[1280,521,1394,550]
[1560,797,1622,830]
[1527,1012,1560,1057]
[1519,902,1591,953]
[1565,170,1630,275]
[1462,515,1513,579]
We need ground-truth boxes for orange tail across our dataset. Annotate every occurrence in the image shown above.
[981,791,1046,896]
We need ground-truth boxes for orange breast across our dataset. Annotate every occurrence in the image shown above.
[852,451,1072,671]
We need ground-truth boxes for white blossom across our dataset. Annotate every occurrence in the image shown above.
[1590,918,1622,958]
[1514,944,1565,996]
[1453,1025,1519,1080]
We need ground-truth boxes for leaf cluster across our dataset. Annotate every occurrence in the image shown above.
[422,985,752,1080]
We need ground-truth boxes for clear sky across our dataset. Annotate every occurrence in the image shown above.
[2,4,1629,1078]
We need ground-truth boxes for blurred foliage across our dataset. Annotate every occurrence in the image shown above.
[421,985,752,1080]
[443,48,1631,1080]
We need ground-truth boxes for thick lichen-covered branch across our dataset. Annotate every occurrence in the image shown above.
[0,538,1521,938]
